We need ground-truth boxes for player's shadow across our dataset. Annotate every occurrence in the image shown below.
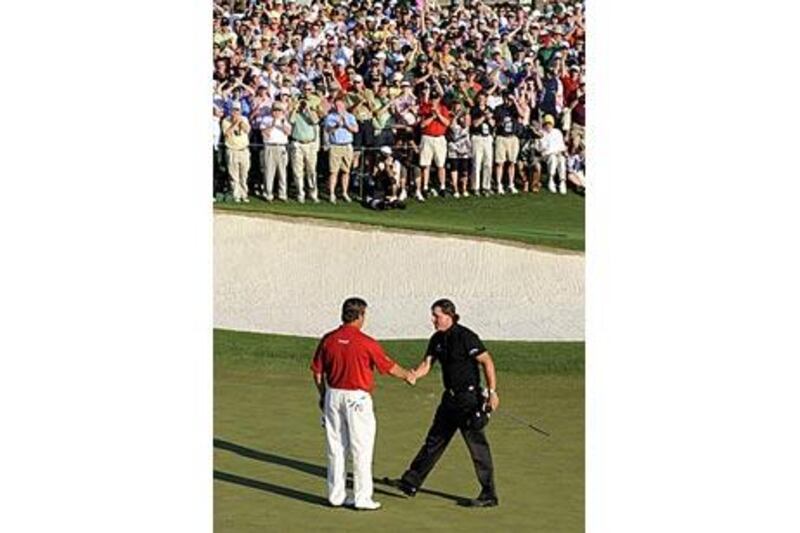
[213,470,329,507]
[213,438,407,501]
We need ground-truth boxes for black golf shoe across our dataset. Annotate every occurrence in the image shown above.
[466,495,498,508]
[381,477,417,497]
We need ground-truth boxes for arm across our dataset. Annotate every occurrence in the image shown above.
[313,372,326,410]
[475,352,499,411]
[388,363,416,385]
[412,355,434,380]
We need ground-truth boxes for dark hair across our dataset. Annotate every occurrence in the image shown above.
[431,298,459,323]
[341,297,368,323]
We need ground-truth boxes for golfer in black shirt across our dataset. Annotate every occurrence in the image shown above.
[395,298,499,507]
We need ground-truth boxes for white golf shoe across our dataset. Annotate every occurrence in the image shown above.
[355,500,382,511]
[559,180,567,195]
[548,180,557,194]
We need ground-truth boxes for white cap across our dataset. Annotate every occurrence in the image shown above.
[336,58,346,66]
[380,146,392,155]
[375,51,387,59]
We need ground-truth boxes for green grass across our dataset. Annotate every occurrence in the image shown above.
[214,191,585,251]
[214,329,584,532]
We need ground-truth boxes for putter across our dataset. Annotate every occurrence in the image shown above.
[488,407,550,437]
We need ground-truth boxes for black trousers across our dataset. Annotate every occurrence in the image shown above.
[401,391,496,498]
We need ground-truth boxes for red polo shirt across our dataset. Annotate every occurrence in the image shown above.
[419,101,451,137]
[310,324,396,393]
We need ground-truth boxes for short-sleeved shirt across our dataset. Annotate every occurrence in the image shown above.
[494,104,520,137]
[324,111,358,144]
[419,101,451,137]
[469,106,494,136]
[310,324,396,393]
[426,323,487,391]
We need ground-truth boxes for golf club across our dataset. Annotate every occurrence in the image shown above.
[489,408,551,437]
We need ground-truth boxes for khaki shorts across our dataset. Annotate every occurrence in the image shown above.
[494,136,520,164]
[419,135,447,168]
[329,145,353,176]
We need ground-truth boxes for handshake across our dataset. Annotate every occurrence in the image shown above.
[404,368,418,386]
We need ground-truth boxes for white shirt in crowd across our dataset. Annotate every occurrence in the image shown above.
[212,117,221,149]
[538,127,567,156]
[260,115,291,145]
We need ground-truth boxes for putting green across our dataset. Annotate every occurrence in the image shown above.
[214,330,584,532]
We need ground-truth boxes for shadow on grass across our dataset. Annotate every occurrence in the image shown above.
[214,437,407,500]
[214,470,329,507]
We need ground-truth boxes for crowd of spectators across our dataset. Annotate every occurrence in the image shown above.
[212,0,586,206]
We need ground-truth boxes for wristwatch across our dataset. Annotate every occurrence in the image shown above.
[487,389,497,396]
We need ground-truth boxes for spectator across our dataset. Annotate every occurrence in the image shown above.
[222,101,252,203]
[446,101,472,198]
[468,92,495,196]
[289,89,322,204]
[538,114,568,195]
[418,89,451,200]
[493,91,523,195]
[324,95,359,203]
[259,101,292,202]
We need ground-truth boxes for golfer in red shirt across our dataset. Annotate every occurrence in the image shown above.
[310,297,416,510]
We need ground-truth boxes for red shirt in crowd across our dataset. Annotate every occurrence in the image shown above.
[561,75,580,105]
[310,324,396,393]
[334,67,351,92]
[419,101,451,137]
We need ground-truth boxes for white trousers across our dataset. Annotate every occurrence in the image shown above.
[324,388,376,507]
[471,135,494,192]
[546,153,567,184]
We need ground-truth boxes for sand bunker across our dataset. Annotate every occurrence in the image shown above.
[214,212,584,341]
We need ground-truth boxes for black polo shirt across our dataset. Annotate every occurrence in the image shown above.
[494,104,520,137]
[469,105,494,136]
[426,323,487,391]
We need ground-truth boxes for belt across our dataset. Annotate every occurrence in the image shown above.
[263,143,287,147]
[227,147,249,152]
[446,385,478,397]
[291,138,316,144]
[330,143,352,147]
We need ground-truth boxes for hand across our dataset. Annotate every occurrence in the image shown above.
[488,392,499,412]
[405,369,417,386]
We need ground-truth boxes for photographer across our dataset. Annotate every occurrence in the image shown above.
[221,101,252,203]
[362,146,407,211]
[289,86,321,204]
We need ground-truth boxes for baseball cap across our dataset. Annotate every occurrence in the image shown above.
[335,58,346,66]
[231,101,242,110]
[272,102,285,111]
[353,74,364,83]
[543,114,555,125]
[380,146,392,155]
[400,80,411,87]
[392,72,403,82]
[375,51,387,60]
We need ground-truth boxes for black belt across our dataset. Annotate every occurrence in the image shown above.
[263,143,287,147]
[330,143,352,146]
[446,385,478,397]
